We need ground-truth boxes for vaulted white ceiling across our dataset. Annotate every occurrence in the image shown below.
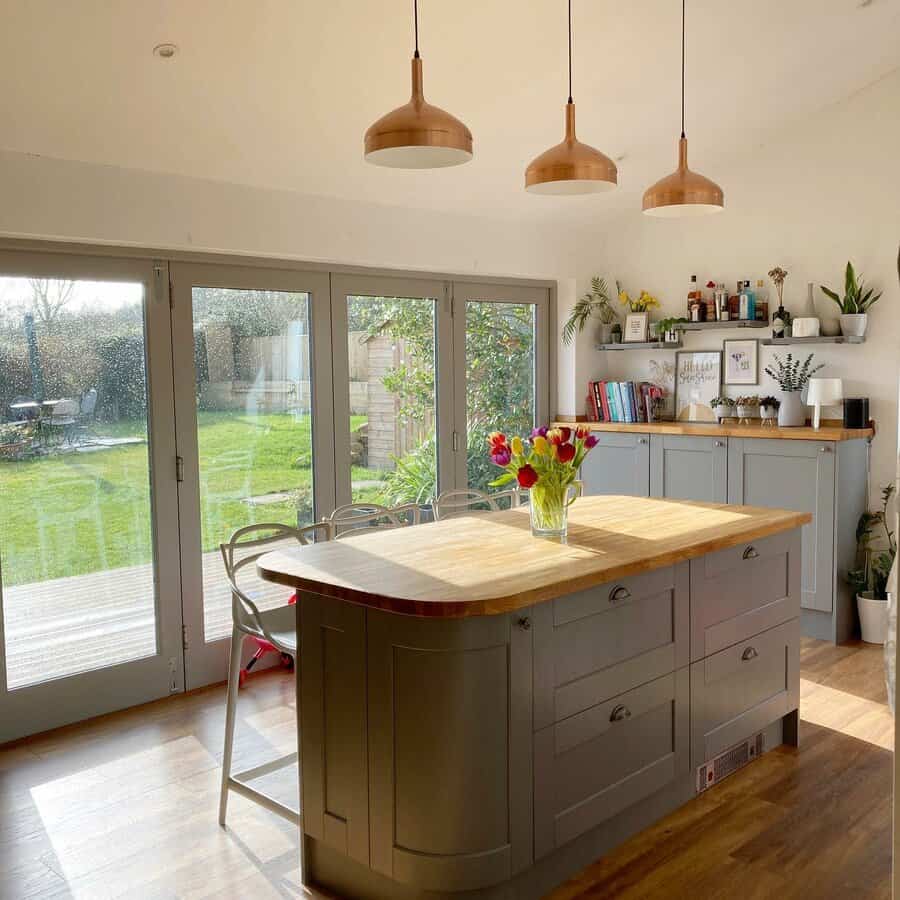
[1,0,898,223]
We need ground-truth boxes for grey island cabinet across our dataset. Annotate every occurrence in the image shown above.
[258,495,809,900]
[572,420,874,643]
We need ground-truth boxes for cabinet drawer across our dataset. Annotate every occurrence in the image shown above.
[533,564,689,729]
[691,619,799,769]
[534,668,689,859]
[690,529,801,661]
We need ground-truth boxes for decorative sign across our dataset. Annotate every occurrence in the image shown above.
[675,351,722,422]
[724,339,759,385]
[623,312,650,343]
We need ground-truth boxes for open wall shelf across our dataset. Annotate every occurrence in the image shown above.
[761,335,865,346]
[596,340,683,351]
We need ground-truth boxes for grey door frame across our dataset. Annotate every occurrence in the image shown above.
[329,273,452,509]
[450,281,552,489]
[0,249,184,742]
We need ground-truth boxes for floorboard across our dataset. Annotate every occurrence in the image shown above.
[0,639,892,899]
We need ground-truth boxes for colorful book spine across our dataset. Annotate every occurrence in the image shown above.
[587,381,599,421]
[598,381,612,422]
[606,382,620,422]
[593,381,605,421]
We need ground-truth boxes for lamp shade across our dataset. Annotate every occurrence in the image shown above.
[806,378,843,407]
[642,136,724,216]
[807,377,843,429]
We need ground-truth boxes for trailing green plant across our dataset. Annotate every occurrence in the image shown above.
[764,353,824,392]
[820,261,883,314]
[847,483,897,600]
[562,276,619,345]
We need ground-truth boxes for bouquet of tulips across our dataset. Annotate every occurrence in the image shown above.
[487,425,598,490]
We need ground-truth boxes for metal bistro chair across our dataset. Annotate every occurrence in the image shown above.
[46,398,80,445]
[326,501,421,539]
[218,520,330,828]
[432,488,523,520]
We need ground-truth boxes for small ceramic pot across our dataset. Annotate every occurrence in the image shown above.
[858,591,888,644]
[736,405,758,421]
[778,391,806,427]
[713,404,733,422]
[760,405,779,424]
[840,313,868,338]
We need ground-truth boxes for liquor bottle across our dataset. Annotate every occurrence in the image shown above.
[772,304,786,339]
[715,283,729,321]
[687,275,700,317]
[755,279,769,321]
[744,280,756,321]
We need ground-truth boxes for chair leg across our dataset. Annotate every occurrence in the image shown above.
[219,627,244,827]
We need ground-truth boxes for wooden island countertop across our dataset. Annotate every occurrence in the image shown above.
[258,495,810,618]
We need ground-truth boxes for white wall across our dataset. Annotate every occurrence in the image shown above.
[568,69,900,506]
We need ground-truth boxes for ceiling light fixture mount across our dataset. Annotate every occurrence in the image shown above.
[642,0,724,216]
[152,43,178,59]
[364,0,473,168]
[525,0,617,195]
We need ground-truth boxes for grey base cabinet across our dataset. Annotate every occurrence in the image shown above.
[650,434,727,503]
[579,432,650,497]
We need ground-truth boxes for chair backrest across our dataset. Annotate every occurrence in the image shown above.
[9,396,36,421]
[80,388,98,417]
[220,521,330,638]
[433,488,522,520]
[327,502,421,539]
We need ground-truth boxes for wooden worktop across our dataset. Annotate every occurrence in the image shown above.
[553,419,875,442]
[257,496,810,618]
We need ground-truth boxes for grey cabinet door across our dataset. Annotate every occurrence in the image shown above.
[650,434,727,503]
[727,438,835,613]
[580,432,650,497]
[366,608,533,892]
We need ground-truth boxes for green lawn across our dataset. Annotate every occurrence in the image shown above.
[0,411,384,587]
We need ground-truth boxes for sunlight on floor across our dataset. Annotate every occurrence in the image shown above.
[800,677,894,750]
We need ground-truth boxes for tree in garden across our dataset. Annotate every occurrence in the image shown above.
[28,279,75,328]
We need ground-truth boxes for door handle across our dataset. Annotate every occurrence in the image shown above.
[743,546,759,560]
[609,585,632,604]
[714,440,724,447]
[637,437,648,445]
[741,646,759,661]
[610,704,632,722]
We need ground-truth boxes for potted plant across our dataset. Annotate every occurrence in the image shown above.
[562,276,619,345]
[820,261,883,338]
[759,396,780,425]
[656,316,690,344]
[735,395,760,423]
[711,396,734,422]
[764,353,824,427]
[610,322,623,343]
[848,484,896,644]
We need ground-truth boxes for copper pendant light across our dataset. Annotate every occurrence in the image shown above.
[642,0,724,216]
[364,0,472,168]
[525,0,617,194]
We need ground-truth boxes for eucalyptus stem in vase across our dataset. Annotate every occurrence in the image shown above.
[764,352,824,427]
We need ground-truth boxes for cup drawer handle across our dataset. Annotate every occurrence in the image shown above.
[742,646,759,661]
[742,546,759,560]
[610,704,632,722]
[609,585,632,604]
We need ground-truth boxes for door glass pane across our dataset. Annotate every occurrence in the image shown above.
[0,276,157,688]
[191,287,313,643]
[465,300,536,491]
[345,295,437,505]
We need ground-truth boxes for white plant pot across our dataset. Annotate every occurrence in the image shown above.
[760,406,778,421]
[713,404,733,421]
[858,591,888,644]
[736,405,758,420]
[840,313,868,337]
[777,391,806,427]
[597,323,615,344]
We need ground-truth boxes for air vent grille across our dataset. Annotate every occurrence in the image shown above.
[696,732,764,793]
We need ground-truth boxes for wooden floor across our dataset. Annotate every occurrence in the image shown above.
[0,638,892,899]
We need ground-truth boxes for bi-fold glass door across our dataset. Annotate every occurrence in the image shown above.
[169,263,334,689]
[0,250,183,743]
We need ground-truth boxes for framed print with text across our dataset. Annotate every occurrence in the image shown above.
[674,350,722,422]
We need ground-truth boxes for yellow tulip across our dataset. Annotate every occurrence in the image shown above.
[511,436,524,456]
[532,435,549,456]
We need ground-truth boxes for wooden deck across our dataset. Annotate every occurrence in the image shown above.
[3,550,288,690]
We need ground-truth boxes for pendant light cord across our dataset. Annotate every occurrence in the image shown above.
[567,0,573,103]
[413,0,420,58]
[680,0,685,138]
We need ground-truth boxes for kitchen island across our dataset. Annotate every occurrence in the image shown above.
[258,495,810,900]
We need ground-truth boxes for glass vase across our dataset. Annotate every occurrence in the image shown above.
[529,480,581,539]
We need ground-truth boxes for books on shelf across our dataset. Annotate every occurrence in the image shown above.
[586,381,663,424]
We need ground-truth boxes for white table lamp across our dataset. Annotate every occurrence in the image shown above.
[806,378,843,429]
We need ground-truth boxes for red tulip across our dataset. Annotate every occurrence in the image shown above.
[558,426,572,442]
[516,464,539,488]
[575,425,590,439]
[557,442,576,463]
[488,431,507,450]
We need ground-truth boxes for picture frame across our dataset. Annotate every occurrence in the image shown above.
[623,312,649,343]
[674,350,722,422]
[723,338,759,385]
